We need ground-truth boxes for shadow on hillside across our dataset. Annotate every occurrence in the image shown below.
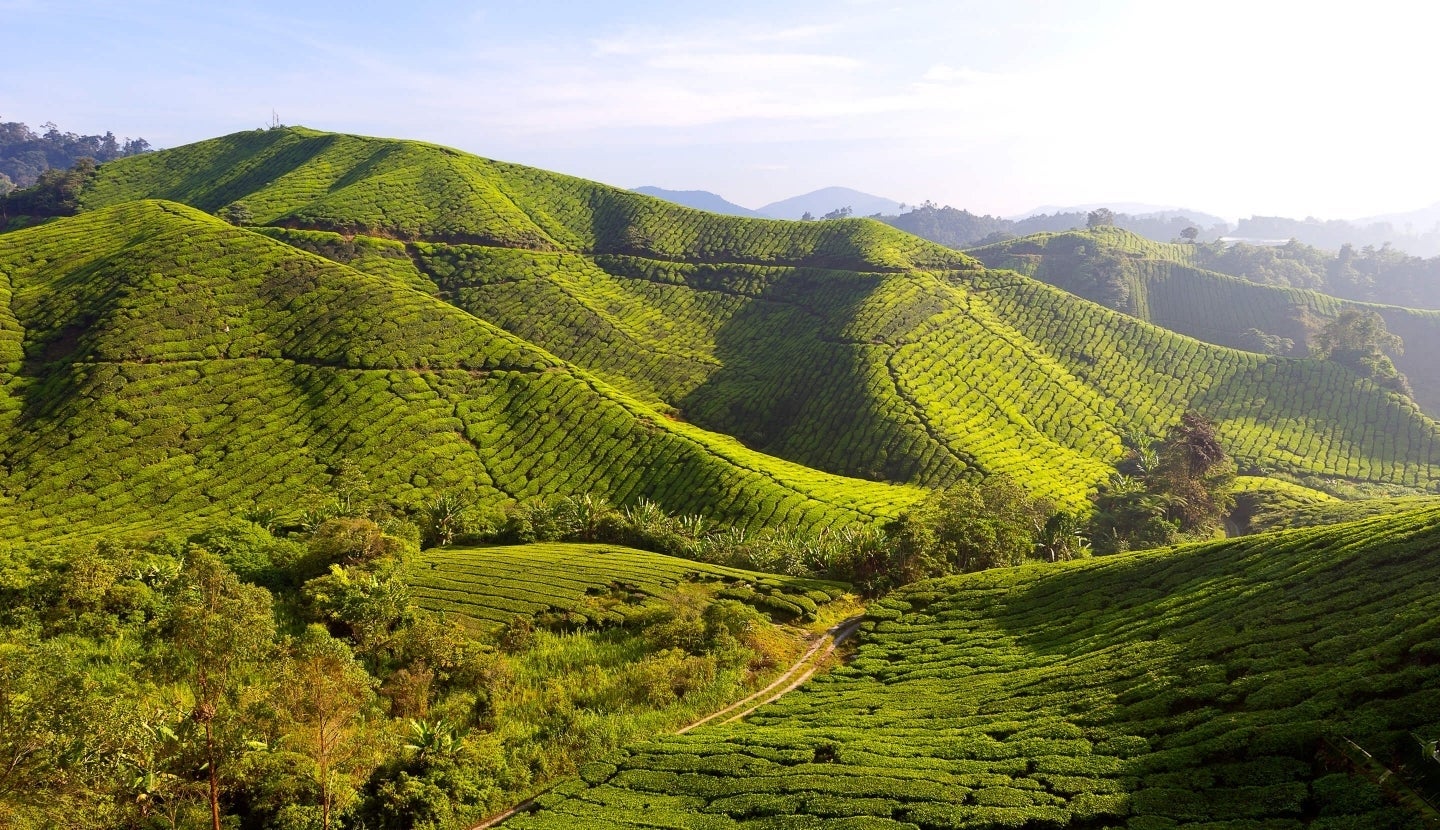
[671,265,955,486]
[161,130,337,214]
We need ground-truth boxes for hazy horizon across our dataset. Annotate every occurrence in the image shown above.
[5,0,1438,222]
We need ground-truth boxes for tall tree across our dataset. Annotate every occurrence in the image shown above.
[1087,208,1116,228]
[164,551,277,830]
[285,626,378,830]
[1153,411,1236,534]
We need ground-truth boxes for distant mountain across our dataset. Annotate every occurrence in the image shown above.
[756,187,902,220]
[632,186,762,217]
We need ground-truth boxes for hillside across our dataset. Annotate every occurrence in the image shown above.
[509,508,1440,828]
[72,128,1440,508]
[0,200,921,539]
[408,542,847,635]
[969,226,1440,418]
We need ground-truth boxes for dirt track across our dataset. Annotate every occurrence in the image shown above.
[469,614,866,829]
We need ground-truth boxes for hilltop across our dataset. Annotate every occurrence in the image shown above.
[61,127,1440,514]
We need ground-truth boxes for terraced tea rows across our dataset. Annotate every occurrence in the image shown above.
[82,127,975,271]
[970,227,1440,418]
[510,507,1440,829]
[407,543,847,634]
[0,203,924,538]
[57,129,1440,507]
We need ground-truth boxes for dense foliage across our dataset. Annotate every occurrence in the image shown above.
[0,119,150,190]
[0,510,847,829]
[1091,412,1237,552]
[877,201,1230,249]
[511,508,1440,828]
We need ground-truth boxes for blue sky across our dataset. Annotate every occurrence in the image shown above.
[4,0,1437,219]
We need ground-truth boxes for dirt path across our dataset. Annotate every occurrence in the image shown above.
[680,614,863,733]
[468,614,866,829]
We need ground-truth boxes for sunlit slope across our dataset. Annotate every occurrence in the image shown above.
[82,126,969,271]
[970,226,1440,417]
[407,542,847,635]
[0,202,921,538]
[448,247,1440,498]
[512,509,1440,828]
[79,130,1440,503]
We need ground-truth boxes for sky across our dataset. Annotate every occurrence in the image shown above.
[4,0,1438,220]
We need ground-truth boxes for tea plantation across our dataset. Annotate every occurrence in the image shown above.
[508,508,1440,828]
[969,227,1440,418]
[407,542,848,634]
[71,128,1440,508]
[0,201,922,538]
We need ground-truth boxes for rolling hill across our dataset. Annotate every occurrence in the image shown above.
[969,226,1440,418]
[0,200,922,539]
[508,507,1440,828]
[63,127,1440,513]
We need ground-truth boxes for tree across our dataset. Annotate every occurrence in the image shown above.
[163,551,277,830]
[821,206,853,220]
[1086,208,1115,228]
[217,202,253,227]
[285,626,379,830]
[1311,308,1412,396]
[800,211,815,221]
[1,156,97,219]
[1091,412,1235,551]
[1152,411,1236,534]
[1180,226,1200,242]
[884,474,1047,583]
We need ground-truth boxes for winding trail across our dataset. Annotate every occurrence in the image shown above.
[467,614,866,829]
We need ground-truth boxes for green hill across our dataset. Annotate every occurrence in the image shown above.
[0,200,921,539]
[969,226,1440,418]
[407,542,847,635]
[509,508,1440,828]
[71,128,1440,507]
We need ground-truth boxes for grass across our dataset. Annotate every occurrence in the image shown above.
[406,542,849,635]
[509,507,1440,828]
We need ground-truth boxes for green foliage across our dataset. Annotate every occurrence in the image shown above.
[512,509,1440,828]
[0,513,848,829]
[1092,412,1236,552]
[882,475,1058,585]
[1313,308,1412,397]
[2,156,98,219]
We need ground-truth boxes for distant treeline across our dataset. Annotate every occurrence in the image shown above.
[877,202,1440,260]
[1193,238,1440,308]
[0,119,151,194]
[876,202,1229,250]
